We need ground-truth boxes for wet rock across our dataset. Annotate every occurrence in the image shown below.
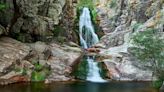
[85,48,100,53]
[0,75,29,85]
[9,75,29,82]
[0,71,21,79]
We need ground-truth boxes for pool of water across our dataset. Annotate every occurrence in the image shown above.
[0,81,158,92]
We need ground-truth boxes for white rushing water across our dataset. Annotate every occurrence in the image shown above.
[79,7,106,82]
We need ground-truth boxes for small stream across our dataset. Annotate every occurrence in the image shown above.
[0,82,157,92]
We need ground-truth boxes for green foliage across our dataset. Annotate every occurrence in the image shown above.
[132,28,164,62]
[34,63,43,71]
[76,0,100,39]
[91,8,98,24]
[77,0,98,24]
[31,71,46,81]
[131,23,143,31]
[131,28,164,89]
[0,3,7,10]
[98,62,108,79]
[14,67,27,75]
[52,25,67,43]
[72,58,89,80]
[153,79,163,89]
[31,62,50,82]
[110,0,117,8]
[56,36,67,44]
[77,0,95,10]
[53,25,65,37]
[22,68,27,75]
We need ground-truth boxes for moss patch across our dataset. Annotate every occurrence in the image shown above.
[72,57,89,80]
[31,62,50,82]
[98,62,108,79]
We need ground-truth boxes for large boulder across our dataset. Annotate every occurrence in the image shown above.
[45,43,82,82]
[0,37,31,77]
[27,41,82,82]
[0,38,82,84]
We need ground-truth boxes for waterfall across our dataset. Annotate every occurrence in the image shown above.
[79,7,99,49]
[79,7,106,82]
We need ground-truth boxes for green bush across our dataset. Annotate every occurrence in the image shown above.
[131,23,143,31]
[0,3,7,10]
[31,62,50,82]
[153,79,164,89]
[77,0,95,10]
[131,28,164,62]
[131,28,164,89]
[53,25,65,37]
[31,71,46,81]
[77,0,98,24]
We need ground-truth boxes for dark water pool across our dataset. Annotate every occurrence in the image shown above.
[0,81,158,92]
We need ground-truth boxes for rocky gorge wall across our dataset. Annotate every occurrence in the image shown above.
[0,0,78,42]
[0,0,163,85]
[94,0,164,81]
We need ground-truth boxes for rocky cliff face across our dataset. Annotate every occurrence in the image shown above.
[0,0,77,42]
[94,0,164,81]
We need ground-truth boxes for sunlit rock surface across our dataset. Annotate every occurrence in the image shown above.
[0,37,82,84]
[94,0,164,81]
[28,41,82,82]
[46,43,82,82]
[0,37,31,84]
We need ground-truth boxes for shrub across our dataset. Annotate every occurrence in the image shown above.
[0,3,7,10]
[31,62,50,82]
[131,28,164,89]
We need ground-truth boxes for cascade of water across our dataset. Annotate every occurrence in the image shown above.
[79,7,106,82]
[79,7,99,49]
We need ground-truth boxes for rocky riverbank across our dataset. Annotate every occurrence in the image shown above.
[0,37,82,85]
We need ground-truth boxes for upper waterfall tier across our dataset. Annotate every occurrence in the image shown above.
[79,7,99,49]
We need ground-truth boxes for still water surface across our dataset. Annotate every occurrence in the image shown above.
[0,81,158,92]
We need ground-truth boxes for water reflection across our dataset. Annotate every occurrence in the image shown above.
[0,81,158,92]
